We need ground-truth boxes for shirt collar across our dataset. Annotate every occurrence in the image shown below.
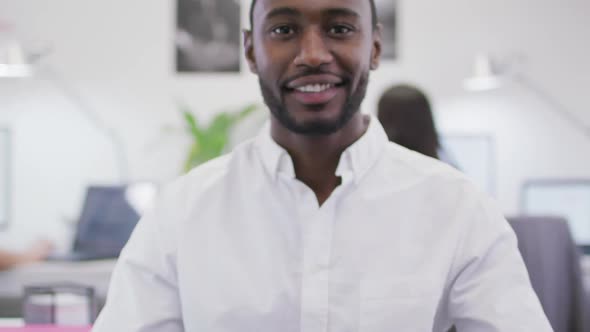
[254,115,388,184]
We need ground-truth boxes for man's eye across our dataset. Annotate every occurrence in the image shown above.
[271,26,295,35]
[329,25,353,35]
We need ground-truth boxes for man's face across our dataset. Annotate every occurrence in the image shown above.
[245,0,381,135]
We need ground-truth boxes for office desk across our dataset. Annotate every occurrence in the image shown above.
[2,256,590,318]
[0,260,116,317]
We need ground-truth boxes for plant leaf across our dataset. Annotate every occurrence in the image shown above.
[179,107,206,141]
[180,103,259,173]
[236,103,258,121]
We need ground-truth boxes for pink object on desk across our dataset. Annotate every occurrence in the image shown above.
[0,326,91,332]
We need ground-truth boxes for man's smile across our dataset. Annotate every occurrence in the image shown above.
[283,74,348,106]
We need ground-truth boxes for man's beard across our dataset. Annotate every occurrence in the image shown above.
[259,72,369,136]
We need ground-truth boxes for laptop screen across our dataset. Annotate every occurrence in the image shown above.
[73,186,144,257]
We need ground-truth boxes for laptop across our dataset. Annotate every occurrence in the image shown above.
[48,185,151,261]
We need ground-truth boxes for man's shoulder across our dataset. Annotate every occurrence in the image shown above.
[376,142,502,229]
[366,141,493,210]
[184,153,234,184]
[379,142,468,185]
[164,140,260,196]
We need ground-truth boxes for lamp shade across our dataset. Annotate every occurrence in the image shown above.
[0,40,33,77]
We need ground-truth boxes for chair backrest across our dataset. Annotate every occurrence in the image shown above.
[507,215,590,332]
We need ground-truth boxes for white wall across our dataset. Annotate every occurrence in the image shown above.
[0,0,589,249]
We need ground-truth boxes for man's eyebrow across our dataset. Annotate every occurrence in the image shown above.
[322,8,360,19]
[264,7,301,21]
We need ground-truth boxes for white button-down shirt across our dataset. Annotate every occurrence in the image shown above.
[93,116,552,332]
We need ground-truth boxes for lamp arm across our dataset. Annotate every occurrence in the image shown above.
[513,74,590,141]
[44,68,129,182]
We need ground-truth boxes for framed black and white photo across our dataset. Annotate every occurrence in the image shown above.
[375,0,398,59]
[176,0,241,73]
[440,134,496,195]
[0,128,10,229]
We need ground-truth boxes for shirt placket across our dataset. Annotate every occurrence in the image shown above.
[298,187,331,332]
[294,177,353,332]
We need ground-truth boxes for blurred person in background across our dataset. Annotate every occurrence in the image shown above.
[377,83,457,165]
[0,240,53,271]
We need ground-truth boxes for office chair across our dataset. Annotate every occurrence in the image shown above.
[507,216,589,332]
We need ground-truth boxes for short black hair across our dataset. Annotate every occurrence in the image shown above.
[249,0,378,30]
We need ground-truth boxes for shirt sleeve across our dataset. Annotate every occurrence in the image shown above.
[448,191,554,331]
[92,184,184,332]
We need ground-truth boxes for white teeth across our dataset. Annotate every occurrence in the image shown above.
[296,84,333,93]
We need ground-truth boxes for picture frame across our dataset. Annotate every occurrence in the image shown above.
[175,0,241,73]
[375,0,398,59]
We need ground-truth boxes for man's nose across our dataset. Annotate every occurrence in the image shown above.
[293,28,334,68]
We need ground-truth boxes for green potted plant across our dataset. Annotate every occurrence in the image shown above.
[177,103,259,173]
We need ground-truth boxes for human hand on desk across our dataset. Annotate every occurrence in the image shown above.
[0,240,54,271]
[19,240,54,264]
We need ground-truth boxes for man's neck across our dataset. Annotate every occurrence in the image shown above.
[271,113,370,205]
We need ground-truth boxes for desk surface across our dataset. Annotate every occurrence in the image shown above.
[3,256,590,292]
[2,256,590,306]
[0,260,116,298]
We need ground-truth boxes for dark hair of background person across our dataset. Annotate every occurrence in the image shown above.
[248,0,378,30]
[377,84,441,159]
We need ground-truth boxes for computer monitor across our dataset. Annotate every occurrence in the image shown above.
[73,186,141,257]
[521,179,590,253]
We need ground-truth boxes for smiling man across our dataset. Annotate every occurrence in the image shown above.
[93,0,552,331]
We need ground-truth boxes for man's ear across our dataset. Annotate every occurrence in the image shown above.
[370,23,383,70]
[243,29,258,74]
